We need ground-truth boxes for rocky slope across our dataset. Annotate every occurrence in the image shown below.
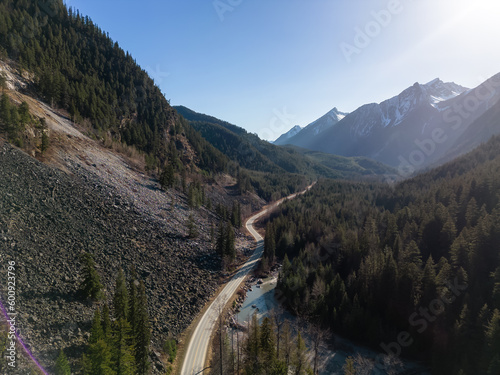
[0,64,261,374]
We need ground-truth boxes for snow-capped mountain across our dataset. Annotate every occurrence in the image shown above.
[274,107,348,147]
[273,125,302,145]
[275,75,500,171]
[334,79,468,137]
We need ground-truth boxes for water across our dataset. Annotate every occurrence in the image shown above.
[234,275,431,375]
[236,276,278,326]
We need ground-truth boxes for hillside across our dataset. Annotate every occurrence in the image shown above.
[0,62,269,373]
[0,0,230,180]
[174,105,396,181]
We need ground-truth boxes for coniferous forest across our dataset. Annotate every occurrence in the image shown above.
[263,135,500,374]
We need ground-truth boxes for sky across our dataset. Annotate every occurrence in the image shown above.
[64,0,500,141]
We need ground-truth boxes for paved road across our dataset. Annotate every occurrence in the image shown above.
[181,184,314,375]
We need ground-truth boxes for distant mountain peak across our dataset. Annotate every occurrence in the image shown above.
[273,125,303,144]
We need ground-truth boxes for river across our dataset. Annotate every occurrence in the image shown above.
[235,274,431,375]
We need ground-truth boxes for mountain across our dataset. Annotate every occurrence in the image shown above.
[274,107,348,146]
[273,125,302,144]
[278,77,500,171]
[174,106,397,184]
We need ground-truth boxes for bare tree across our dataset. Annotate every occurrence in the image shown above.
[270,306,285,359]
[208,296,232,375]
[353,353,374,375]
[279,319,294,368]
[308,324,331,375]
[382,354,403,375]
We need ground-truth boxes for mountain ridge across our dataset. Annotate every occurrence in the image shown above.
[276,75,500,171]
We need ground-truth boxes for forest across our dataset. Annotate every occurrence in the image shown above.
[263,135,500,374]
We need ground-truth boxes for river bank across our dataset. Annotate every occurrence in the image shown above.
[229,268,431,375]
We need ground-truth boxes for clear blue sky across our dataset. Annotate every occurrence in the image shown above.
[64,0,500,140]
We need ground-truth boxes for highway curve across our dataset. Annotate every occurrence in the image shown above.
[181,184,314,375]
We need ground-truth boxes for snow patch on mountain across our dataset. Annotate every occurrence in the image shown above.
[307,107,349,135]
[273,125,302,144]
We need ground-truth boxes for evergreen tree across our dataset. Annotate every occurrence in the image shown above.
[231,201,241,228]
[0,93,10,130]
[187,213,198,238]
[264,222,276,265]
[54,349,71,375]
[260,317,276,372]
[0,73,6,91]
[216,221,226,257]
[224,221,236,262]
[80,253,103,301]
[102,304,113,343]
[114,269,129,321]
[83,309,115,375]
[160,164,175,189]
[112,318,136,375]
[163,338,177,363]
[18,101,30,125]
[342,357,355,375]
[89,309,104,344]
[293,332,309,375]
[245,313,261,375]
[82,340,116,375]
[128,266,138,332]
[135,280,150,375]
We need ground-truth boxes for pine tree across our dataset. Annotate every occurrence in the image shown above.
[486,309,500,363]
[83,309,115,375]
[231,201,241,228]
[163,338,177,363]
[216,221,225,257]
[90,309,104,344]
[264,223,276,264]
[114,269,129,321]
[83,340,116,375]
[54,349,71,375]
[342,357,355,375]
[187,213,198,238]
[128,266,138,333]
[224,221,236,262]
[188,183,196,208]
[80,253,103,301]
[293,332,309,375]
[112,318,136,375]
[102,304,113,343]
[135,280,150,375]
[160,164,175,189]
[260,317,276,371]
[0,73,6,91]
[245,313,261,374]
[0,93,10,130]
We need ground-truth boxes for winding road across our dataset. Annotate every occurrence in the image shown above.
[181,184,314,375]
